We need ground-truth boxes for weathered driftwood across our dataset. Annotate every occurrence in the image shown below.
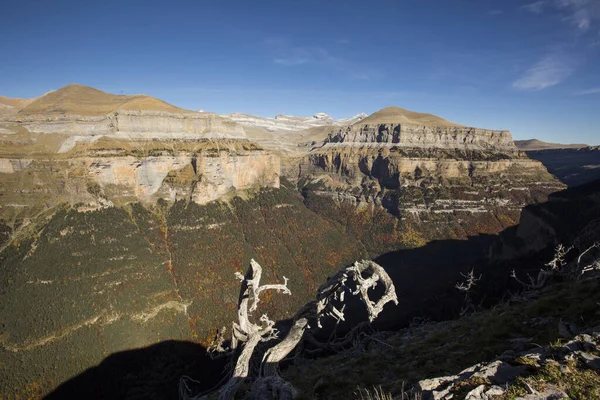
[180,259,398,400]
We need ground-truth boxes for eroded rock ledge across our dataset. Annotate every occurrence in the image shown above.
[1,109,246,139]
[322,123,517,152]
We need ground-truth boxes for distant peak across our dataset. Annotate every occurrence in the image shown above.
[312,112,332,120]
[356,106,463,127]
[17,84,191,116]
[514,139,589,151]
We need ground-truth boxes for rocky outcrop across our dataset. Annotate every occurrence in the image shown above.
[418,329,600,400]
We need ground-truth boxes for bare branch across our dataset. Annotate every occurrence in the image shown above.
[455,269,481,292]
[182,259,398,400]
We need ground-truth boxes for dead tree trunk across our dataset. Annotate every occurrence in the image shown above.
[180,259,398,400]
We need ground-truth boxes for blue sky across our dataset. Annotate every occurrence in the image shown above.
[1,0,599,144]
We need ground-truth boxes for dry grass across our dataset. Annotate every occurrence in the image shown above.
[18,84,192,116]
[0,95,36,109]
[356,106,463,127]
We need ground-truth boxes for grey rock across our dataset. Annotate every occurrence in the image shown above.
[465,384,486,400]
[418,376,458,392]
[579,351,600,371]
[464,384,507,400]
[515,384,568,399]
[472,361,528,384]
[485,386,506,396]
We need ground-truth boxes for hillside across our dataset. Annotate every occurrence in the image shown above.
[515,139,589,151]
[17,84,193,116]
[355,106,463,127]
[0,95,36,115]
[40,178,600,400]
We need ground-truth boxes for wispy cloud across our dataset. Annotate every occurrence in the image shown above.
[264,38,383,81]
[273,48,314,66]
[268,40,341,67]
[520,0,600,32]
[513,52,576,90]
[349,70,384,81]
[556,0,600,32]
[488,9,503,15]
[574,87,600,94]
[522,1,546,14]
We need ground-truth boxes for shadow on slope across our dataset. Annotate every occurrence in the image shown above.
[526,147,600,187]
[44,179,600,399]
[370,178,600,331]
[44,340,224,400]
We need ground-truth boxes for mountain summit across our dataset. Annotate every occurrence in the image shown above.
[356,106,463,127]
[18,84,192,116]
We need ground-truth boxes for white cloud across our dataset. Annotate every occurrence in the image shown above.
[556,0,600,31]
[488,9,504,15]
[575,87,600,94]
[513,53,575,90]
[522,1,546,14]
[267,41,383,80]
[349,70,384,81]
[273,48,314,66]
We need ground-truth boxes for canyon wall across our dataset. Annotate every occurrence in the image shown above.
[524,146,600,187]
[294,123,563,255]
[324,123,516,151]
[0,143,280,220]
[1,110,246,139]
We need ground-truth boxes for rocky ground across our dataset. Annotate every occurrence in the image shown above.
[283,277,600,400]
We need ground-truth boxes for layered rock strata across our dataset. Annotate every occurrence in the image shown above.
[0,140,280,220]
[1,110,245,141]
[295,123,563,254]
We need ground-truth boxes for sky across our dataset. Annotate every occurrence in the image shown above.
[1,0,599,144]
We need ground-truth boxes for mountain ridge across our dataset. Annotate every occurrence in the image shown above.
[16,84,193,116]
[515,138,590,151]
[355,106,463,127]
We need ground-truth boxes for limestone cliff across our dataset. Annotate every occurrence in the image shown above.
[0,139,280,221]
[2,110,245,146]
[323,123,516,151]
[294,121,563,254]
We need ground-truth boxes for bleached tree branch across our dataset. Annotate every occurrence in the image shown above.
[180,259,398,400]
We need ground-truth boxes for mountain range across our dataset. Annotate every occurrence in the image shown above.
[0,83,595,399]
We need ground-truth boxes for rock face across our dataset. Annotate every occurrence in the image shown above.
[294,121,563,254]
[83,151,279,203]
[324,124,516,151]
[0,140,280,220]
[2,110,246,143]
